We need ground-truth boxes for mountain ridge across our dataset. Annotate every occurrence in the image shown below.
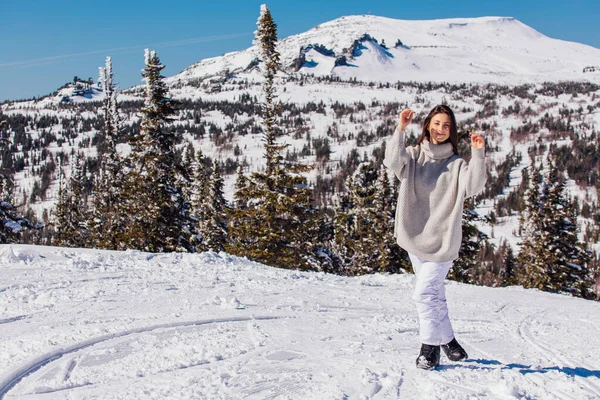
[170,14,600,88]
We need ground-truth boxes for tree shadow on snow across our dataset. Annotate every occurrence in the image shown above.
[439,358,600,379]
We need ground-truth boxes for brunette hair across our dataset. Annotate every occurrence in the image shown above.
[417,104,459,155]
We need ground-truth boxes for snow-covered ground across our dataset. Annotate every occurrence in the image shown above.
[1,244,599,399]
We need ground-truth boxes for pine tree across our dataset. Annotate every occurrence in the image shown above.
[499,239,517,285]
[540,160,593,297]
[516,160,547,287]
[331,176,355,274]
[89,56,125,249]
[227,5,323,270]
[233,165,248,210]
[253,4,283,176]
[53,162,68,242]
[54,153,88,247]
[228,160,321,269]
[518,159,594,298]
[0,121,37,243]
[97,56,120,156]
[121,49,195,252]
[179,142,196,199]
[334,161,379,275]
[332,162,407,275]
[201,160,228,252]
[189,149,210,249]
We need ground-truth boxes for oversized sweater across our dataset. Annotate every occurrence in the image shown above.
[383,128,487,263]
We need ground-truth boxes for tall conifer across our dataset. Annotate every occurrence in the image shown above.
[499,239,517,285]
[0,121,36,243]
[253,4,284,176]
[518,159,594,298]
[89,56,125,249]
[233,165,248,210]
[332,162,407,275]
[335,162,379,275]
[54,154,88,247]
[202,160,228,252]
[189,149,210,249]
[228,5,322,270]
[122,49,194,252]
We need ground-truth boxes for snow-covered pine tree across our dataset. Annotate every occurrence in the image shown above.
[189,149,211,249]
[227,5,323,270]
[228,162,322,269]
[54,153,89,247]
[0,122,15,205]
[232,165,248,210]
[179,142,196,200]
[253,4,283,177]
[0,121,37,243]
[227,166,253,255]
[53,161,68,242]
[518,158,594,298]
[121,49,195,252]
[97,56,120,156]
[516,160,547,287]
[335,162,378,275]
[330,175,355,273]
[538,159,593,298]
[201,160,228,252]
[499,239,517,285]
[333,161,402,275]
[89,56,125,249]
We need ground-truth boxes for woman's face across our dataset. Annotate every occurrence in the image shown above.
[428,113,451,144]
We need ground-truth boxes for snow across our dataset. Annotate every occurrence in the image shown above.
[1,244,599,399]
[3,221,23,234]
[171,15,600,87]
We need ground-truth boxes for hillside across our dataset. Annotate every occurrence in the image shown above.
[1,244,599,399]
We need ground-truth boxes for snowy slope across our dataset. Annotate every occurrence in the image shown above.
[1,244,599,399]
[172,15,600,86]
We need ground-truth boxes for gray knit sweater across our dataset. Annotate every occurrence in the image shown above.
[383,128,487,263]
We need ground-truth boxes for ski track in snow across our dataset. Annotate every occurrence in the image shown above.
[0,315,26,325]
[1,245,600,399]
[516,311,600,398]
[0,316,281,399]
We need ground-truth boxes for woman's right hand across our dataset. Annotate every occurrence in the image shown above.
[397,108,414,131]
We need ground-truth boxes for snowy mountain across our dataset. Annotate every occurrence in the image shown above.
[1,244,599,399]
[172,15,600,86]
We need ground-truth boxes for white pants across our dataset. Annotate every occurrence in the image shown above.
[409,253,455,346]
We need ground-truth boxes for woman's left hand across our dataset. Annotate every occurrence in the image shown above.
[470,132,485,149]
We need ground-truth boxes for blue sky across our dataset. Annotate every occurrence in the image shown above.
[1,0,599,102]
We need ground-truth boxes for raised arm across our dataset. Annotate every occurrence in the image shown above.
[460,133,487,198]
[383,109,414,179]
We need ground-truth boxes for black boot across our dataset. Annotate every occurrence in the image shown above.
[416,344,440,370]
[442,338,468,361]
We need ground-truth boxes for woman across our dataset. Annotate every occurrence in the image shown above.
[383,105,487,370]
